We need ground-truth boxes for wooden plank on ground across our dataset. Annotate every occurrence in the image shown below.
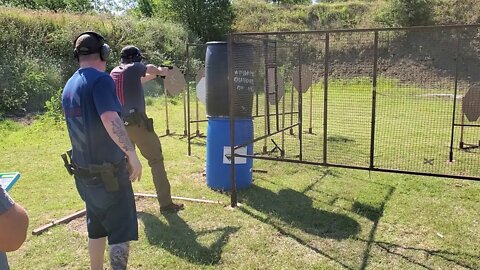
[32,209,86,236]
[134,193,224,205]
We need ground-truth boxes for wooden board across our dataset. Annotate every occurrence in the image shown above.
[32,209,86,236]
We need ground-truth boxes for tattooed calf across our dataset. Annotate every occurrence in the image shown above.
[109,242,129,270]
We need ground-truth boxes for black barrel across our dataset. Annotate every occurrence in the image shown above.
[205,41,254,118]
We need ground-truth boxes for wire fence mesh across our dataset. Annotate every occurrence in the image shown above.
[229,25,480,180]
[186,43,208,155]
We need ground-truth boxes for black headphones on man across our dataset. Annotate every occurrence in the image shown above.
[120,45,144,63]
[73,31,111,61]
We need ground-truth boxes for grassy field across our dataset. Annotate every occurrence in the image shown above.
[254,77,480,177]
[1,83,479,269]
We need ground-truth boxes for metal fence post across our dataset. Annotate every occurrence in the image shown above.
[323,32,330,165]
[228,35,237,207]
[370,31,379,169]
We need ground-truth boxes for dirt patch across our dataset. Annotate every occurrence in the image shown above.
[308,30,480,90]
[66,197,159,234]
[4,113,37,125]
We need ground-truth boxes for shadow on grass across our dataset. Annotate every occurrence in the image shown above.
[237,171,360,269]
[240,170,360,240]
[359,195,479,270]
[238,182,360,269]
[342,175,480,270]
[368,239,480,270]
[241,185,360,239]
[138,212,238,265]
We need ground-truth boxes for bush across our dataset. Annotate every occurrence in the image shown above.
[374,0,433,27]
[307,2,370,29]
[0,62,28,113]
[44,88,64,121]
[433,0,480,25]
[0,7,188,115]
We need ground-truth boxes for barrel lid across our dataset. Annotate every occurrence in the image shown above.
[206,41,227,45]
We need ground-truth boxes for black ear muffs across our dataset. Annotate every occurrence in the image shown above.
[132,54,143,63]
[121,52,143,63]
[73,31,111,61]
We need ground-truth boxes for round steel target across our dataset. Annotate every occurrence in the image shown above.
[292,64,313,93]
[164,66,186,96]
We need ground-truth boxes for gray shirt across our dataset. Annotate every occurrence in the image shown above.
[110,62,148,117]
[0,188,14,270]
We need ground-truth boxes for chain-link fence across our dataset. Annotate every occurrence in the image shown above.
[229,25,480,181]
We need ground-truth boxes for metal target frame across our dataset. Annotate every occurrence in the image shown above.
[186,43,208,156]
[161,65,186,137]
[227,25,480,207]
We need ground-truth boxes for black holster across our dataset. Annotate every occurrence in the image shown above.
[123,110,143,126]
[145,117,154,132]
[87,163,120,192]
[124,109,154,132]
[61,150,74,175]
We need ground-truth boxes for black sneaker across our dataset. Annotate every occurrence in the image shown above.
[160,203,184,213]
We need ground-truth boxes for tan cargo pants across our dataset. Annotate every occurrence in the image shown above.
[125,122,173,207]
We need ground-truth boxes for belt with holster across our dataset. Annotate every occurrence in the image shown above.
[123,109,154,132]
[61,150,125,192]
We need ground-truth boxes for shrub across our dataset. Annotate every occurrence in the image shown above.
[374,0,433,27]
[44,88,64,121]
[0,7,188,115]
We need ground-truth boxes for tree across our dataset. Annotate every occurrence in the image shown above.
[0,0,94,12]
[138,0,153,17]
[154,0,234,42]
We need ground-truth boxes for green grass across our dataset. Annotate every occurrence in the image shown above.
[254,77,480,177]
[1,84,479,269]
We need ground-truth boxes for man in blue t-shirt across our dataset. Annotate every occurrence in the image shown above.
[110,45,183,213]
[62,31,142,270]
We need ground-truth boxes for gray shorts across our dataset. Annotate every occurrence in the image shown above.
[74,165,138,245]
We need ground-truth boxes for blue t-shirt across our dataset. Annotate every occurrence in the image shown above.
[110,62,147,117]
[62,67,125,167]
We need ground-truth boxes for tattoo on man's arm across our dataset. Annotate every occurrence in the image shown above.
[111,118,134,152]
[109,242,129,270]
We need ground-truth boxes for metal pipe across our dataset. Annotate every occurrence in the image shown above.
[233,154,480,182]
[298,48,303,161]
[323,33,330,165]
[449,36,461,161]
[183,43,188,137]
[263,38,270,153]
[164,89,170,135]
[227,35,237,207]
[281,83,286,158]
[234,123,299,150]
[134,193,224,204]
[186,44,192,156]
[369,31,379,169]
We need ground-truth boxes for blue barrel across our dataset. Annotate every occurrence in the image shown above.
[205,41,254,118]
[206,117,253,190]
[205,42,229,117]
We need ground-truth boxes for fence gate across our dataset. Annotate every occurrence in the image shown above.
[227,25,480,187]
